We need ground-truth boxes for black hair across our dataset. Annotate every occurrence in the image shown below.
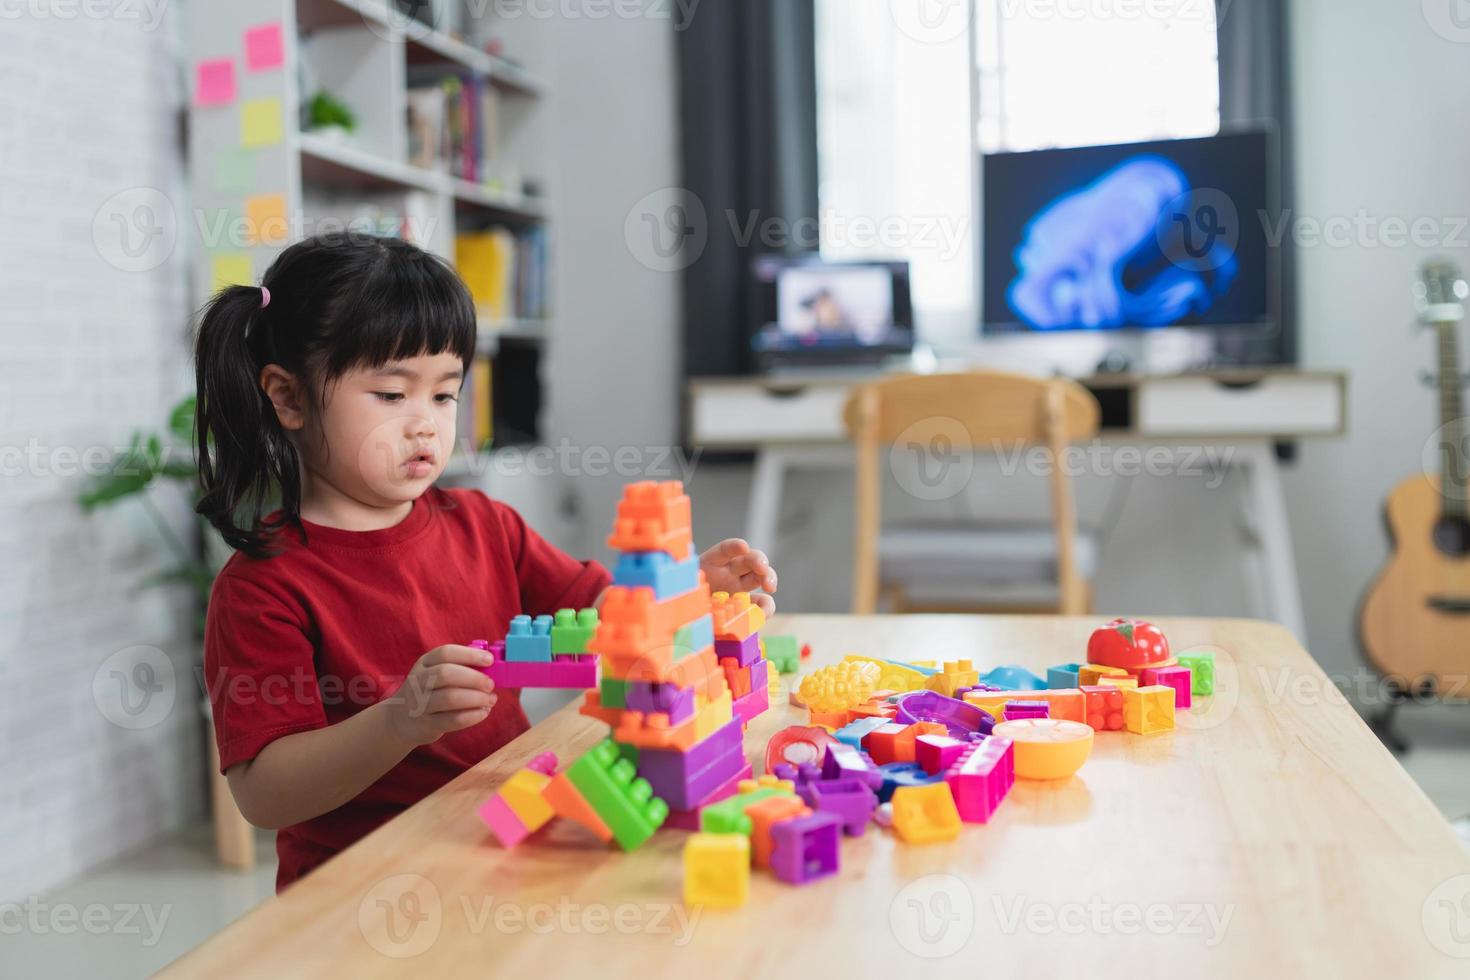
[193,234,477,558]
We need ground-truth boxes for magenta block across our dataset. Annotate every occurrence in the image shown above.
[626,680,696,724]
[769,811,842,884]
[485,656,598,689]
[1003,699,1050,721]
[526,752,558,775]
[732,683,770,725]
[1141,665,1193,709]
[714,633,762,667]
[821,743,883,791]
[944,736,1014,824]
[476,794,530,847]
[806,777,878,836]
[915,733,968,775]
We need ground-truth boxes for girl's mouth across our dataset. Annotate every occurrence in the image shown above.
[403,449,436,478]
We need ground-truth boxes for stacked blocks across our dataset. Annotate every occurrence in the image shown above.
[505,615,553,661]
[473,637,598,690]
[477,752,559,848]
[551,607,599,656]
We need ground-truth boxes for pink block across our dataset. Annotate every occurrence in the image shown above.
[1003,700,1050,721]
[485,656,598,689]
[477,794,530,847]
[732,684,769,725]
[915,733,967,775]
[944,736,1014,824]
[1141,665,1192,709]
[526,752,558,775]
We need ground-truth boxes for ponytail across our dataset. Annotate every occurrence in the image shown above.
[193,284,300,558]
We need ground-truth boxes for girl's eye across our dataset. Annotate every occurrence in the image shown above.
[374,392,405,403]
[435,393,459,404]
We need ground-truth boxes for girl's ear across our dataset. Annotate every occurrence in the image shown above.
[259,364,307,431]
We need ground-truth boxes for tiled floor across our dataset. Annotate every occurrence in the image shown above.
[9,705,1469,976]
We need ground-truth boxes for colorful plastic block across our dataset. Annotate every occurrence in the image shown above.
[891,782,962,844]
[486,657,598,689]
[835,716,889,749]
[1080,685,1125,731]
[842,655,931,693]
[504,614,553,662]
[1141,664,1192,709]
[822,742,884,791]
[924,660,980,697]
[1123,684,1176,734]
[1177,650,1216,696]
[715,633,763,667]
[991,718,1094,780]
[710,591,766,642]
[673,614,715,659]
[892,722,946,763]
[477,794,541,848]
[1047,663,1083,689]
[862,722,909,766]
[747,795,810,869]
[565,739,669,851]
[805,777,877,836]
[497,767,554,827]
[732,682,770,726]
[606,480,693,560]
[611,688,734,751]
[541,772,613,842]
[684,833,750,908]
[1079,663,1128,686]
[944,736,1014,823]
[638,718,747,810]
[626,680,696,724]
[667,761,754,830]
[699,783,796,836]
[915,733,968,775]
[550,607,599,655]
[798,659,881,715]
[763,635,800,674]
[615,551,700,599]
[595,579,713,662]
[978,665,1046,690]
[770,811,842,884]
[1003,700,1050,721]
[876,761,944,802]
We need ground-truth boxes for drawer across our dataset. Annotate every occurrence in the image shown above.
[689,383,851,445]
[1137,375,1344,436]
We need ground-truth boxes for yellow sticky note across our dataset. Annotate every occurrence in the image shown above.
[211,253,253,293]
[240,97,283,148]
[244,193,288,245]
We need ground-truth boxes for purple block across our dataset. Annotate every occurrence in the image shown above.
[1143,665,1193,709]
[1003,699,1050,721]
[747,657,770,693]
[637,719,747,810]
[484,657,597,689]
[731,684,769,725]
[807,777,878,836]
[821,743,883,792]
[945,736,1014,824]
[626,680,696,724]
[714,634,762,667]
[770,811,842,884]
[663,761,753,829]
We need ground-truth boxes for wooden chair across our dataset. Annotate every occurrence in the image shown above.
[844,371,1101,615]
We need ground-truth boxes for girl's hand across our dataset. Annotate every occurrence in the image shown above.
[700,538,778,616]
[384,644,499,746]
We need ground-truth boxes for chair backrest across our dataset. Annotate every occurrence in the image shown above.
[842,371,1101,615]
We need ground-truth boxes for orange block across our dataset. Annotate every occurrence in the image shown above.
[1080,685,1125,731]
[612,690,734,750]
[1080,663,1129,686]
[892,722,946,763]
[925,660,980,697]
[746,795,809,869]
[541,772,613,842]
[595,578,713,660]
[807,708,850,729]
[606,481,693,559]
[863,722,909,765]
[722,659,752,699]
[710,591,766,642]
[603,646,726,698]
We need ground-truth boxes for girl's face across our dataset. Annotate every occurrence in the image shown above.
[294,351,464,509]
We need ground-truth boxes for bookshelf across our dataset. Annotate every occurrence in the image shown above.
[184,0,553,476]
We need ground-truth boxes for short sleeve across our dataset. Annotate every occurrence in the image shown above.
[204,573,327,772]
[491,500,611,614]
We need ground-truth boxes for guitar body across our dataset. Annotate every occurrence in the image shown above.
[1360,474,1470,688]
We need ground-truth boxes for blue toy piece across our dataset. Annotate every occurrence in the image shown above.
[882,657,938,677]
[834,716,889,750]
[1047,663,1083,690]
[672,614,714,659]
[979,664,1047,691]
[613,551,700,600]
[505,614,553,662]
[876,761,944,803]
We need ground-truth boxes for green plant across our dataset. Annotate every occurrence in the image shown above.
[307,91,357,132]
[79,395,217,633]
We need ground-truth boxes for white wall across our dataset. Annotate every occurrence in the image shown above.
[0,6,199,899]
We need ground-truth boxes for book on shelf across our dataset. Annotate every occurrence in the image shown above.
[455,225,547,323]
[456,352,495,455]
[406,69,502,187]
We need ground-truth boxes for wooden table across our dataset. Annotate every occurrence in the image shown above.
[165,616,1470,978]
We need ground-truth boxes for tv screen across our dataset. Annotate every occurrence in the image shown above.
[981,130,1275,334]
[750,256,913,358]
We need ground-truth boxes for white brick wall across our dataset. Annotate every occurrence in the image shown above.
[0,4,202,899]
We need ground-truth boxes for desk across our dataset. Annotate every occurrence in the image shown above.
[688,369,1349,640]
[166,615,1470,979]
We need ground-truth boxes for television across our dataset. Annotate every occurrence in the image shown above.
[750,256,914,369]
[981,130,1277,336]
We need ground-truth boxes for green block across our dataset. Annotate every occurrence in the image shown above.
[1177,651,1216,696]
[599,677,628,710]
[551,607,599,655]
[566,739,667,851]
[616,741,639,768]
[763,635,800,674]
[698,785,795,836]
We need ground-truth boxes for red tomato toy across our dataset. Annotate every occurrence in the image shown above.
[1086,618,1170,670]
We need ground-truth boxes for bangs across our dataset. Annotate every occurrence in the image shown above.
[314,243,478,379]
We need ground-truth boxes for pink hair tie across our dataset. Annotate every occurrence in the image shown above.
[260,286,271,309]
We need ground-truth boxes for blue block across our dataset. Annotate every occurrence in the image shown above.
[835,717,889,750]
[504,614,552,662]
[672,614,714,659]
[876,762,944,803]
[613,551,700,599]
[1047,663,1083,690]
[980,665,1046,691]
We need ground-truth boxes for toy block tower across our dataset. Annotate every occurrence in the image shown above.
[580,480,769,827]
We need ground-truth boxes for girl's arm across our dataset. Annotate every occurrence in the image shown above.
[226,644,497,829]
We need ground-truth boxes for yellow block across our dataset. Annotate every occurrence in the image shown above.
[684,833,750,908]
[1124,685,1176,734]
[1099,676,1138,691]
[498,768,553,827]
[892,783,961,844]
[925,659,979,697]
[1080,663,1128,686]
[693,690,733,741]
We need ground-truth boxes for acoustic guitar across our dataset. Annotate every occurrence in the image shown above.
[1360,259,1470,706]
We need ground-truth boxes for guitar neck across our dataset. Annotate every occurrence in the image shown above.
[1438,320,1467,518]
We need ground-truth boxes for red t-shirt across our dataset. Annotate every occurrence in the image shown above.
[203,487,609,891]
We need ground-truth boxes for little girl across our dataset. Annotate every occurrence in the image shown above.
[195,235,777,891]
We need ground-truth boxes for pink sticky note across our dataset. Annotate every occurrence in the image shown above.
[244,22,284,72]
[194,58,236,107]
